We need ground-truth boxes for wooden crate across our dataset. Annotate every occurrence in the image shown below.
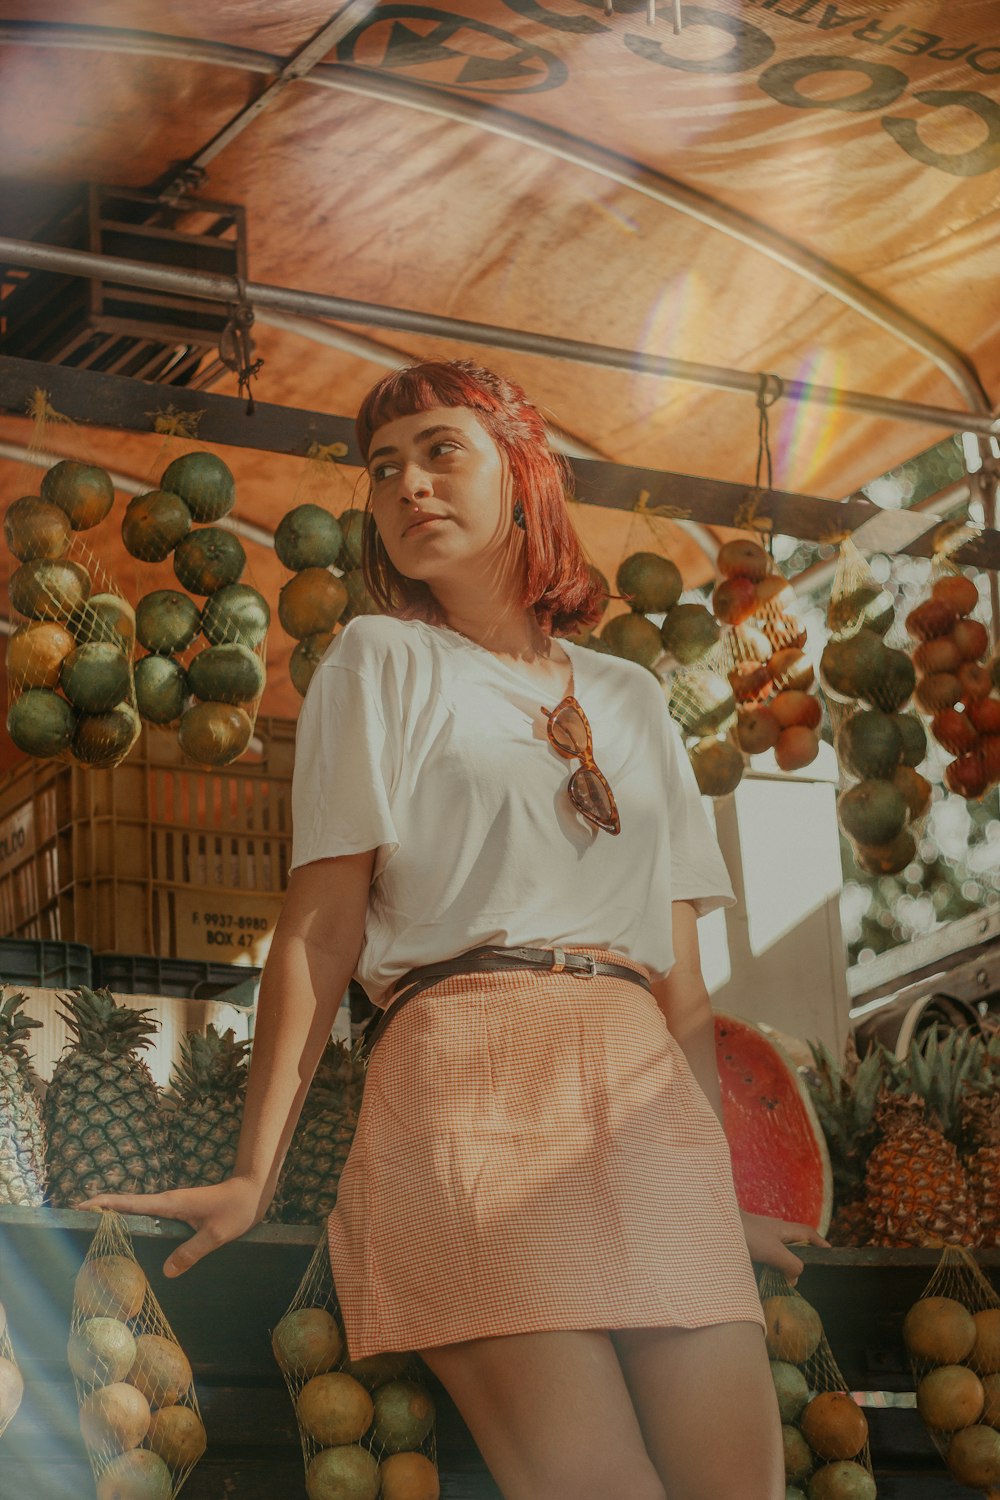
[0,720,295,962]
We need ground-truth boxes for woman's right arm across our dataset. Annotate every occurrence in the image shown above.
[78,847,376,1276]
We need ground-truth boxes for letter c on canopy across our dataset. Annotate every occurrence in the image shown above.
[758,55,908,112]
[883,90,1000,176]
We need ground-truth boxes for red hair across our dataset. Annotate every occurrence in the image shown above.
[355,359,604,635]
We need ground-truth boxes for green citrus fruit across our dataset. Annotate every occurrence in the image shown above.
[61,643,131,713]
[188,643,265,705]
[136,591,201,654]
[201,584,271,649]
[9,559,91,620]
[4,495,72,561]
[7,688,77,757]
[40,460,114,530]
[121,490,192,561]
[135,656,188,725]
[275,505,343,571]
[161,452,235,522]
[616,551,682,614]
[173,526,246,595]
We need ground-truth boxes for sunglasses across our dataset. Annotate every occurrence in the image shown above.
[541,695,620,836]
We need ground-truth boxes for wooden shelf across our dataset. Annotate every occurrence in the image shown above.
[3,1211,997,1499]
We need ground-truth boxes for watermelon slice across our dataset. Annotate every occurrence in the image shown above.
[714,1012,832,1235]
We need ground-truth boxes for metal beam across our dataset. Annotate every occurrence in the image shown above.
[161,3,381,190]
[0,20,991,416]
[1,356,997,569]
[2,238,998,440]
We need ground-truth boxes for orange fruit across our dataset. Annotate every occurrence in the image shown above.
[892,765,932,822]
[970,1311,1000,1376]
[768,647,813,692]
[4,495,72,561]
[128,1334,193,1408]
[40,460,114,530]
[173,527,245,596]
[272,1308,343,1378]
[917,1365,985,1431]
[75,1255,148,1320]
[296,1372,373,1446]
[932,707,979,756]
[968,699,1000,735]
[145,1405,207,1468]
[79,1382,150,1453]
[736,707,780,756]
[689,738,743,797]
[853,829,916,877]
[615,551,683,614]
[121,490,192,562]
[905,599,956,642]
[771,690,821,731]
[948,1425,1000,1488]
[177,701,253,767]
[903,1297,977,1365]
[6,620,76,689]
[914,637,962,676]
[9,559,91,620]
[914,672,962,714]
[800,1391,868,1460]
[278,569,349,641]
[946,753,991,800]
[380,1451,440,1500]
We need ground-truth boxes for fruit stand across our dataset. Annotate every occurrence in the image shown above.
[2,4,1000,1499]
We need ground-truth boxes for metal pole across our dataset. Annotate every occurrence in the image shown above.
[1,236,997,438]
[1,20,990,416]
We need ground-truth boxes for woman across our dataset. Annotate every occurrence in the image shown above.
[82,360,826,1500]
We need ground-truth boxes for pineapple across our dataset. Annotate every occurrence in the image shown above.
[864,1030,982,1249]
[0,989,47,1207]
[169,1026,250,1188]
[43,988,168,1207]
[960,1088,1000,1248]
[275,1038,366,1225]
[806,1038,884,1246]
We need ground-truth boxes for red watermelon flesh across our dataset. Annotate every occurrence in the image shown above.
[714,1013,832,1235]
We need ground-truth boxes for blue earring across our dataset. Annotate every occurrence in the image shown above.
[513,501,526,530]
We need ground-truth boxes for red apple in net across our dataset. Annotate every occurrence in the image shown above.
[981,736,1000,785]
[768,647,814,693]
[736,707,781,755]
[952,617,990,662]
[967,698,1000,735]
[958,662,993,704]
[729,660,771,703]
[771,689,822,730]
[932,707,980,756]
[713,577,758,626]
[932,573,979,617]
[774,725,820,772]
[915,672,963,714]
[717,539,770,582]
[946,752,990,800]
[914,636,962,676]
[906,598,957,641]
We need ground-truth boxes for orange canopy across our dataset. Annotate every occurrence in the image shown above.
[1,0,998,730]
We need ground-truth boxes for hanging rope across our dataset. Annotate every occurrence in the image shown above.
[603,1,662,24]
[219,280,264,415]
[754,371,783,492]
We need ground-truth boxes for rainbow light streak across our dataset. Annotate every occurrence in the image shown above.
[773,348,845,492]
[633,269,702,424]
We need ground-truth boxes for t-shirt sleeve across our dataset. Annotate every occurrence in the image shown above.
[290,650,400,879]
[658,694,736,917]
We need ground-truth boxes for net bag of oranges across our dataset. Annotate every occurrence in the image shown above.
[0,1300,24,1438]
[759,1267,877,1500]
[122,435,270,768]
[820,538,930,876]
[273,1235,440,1500]
[69,1211,205,1499]
[902,540,1000,802]
[5,447,141,771]
[272,442,379,698]
[904,1246,1000,1493]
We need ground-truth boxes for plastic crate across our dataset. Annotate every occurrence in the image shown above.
[0,937,92,989]
[92,953,261,1001]
[0,719,294,962]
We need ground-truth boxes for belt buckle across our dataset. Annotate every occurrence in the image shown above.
[578,953,597,980]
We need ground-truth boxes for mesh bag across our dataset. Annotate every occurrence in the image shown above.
[5,395,140,771]
[903,537,1000,803]
[273,1236,440,1500]
[124,426,269,767]
[758,1267,877,1499]
[0,1302,24,1438]
[904,1246,1000,1491]
[666,665,745,799]
[273,443,360,700]
[70,1211,205,1498]
[821,539,930,876]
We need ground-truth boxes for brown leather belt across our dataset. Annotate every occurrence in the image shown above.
[364,944,652,1054]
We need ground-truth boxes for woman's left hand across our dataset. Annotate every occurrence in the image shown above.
[740,1210,830,1284]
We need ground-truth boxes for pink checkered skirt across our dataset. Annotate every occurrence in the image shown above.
[327,948,764,1359]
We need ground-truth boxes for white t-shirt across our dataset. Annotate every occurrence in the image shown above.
[290,616,735,1005]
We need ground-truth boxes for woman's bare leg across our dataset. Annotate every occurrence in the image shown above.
[612,1321,783,1500]
[418,1328,667,1500]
